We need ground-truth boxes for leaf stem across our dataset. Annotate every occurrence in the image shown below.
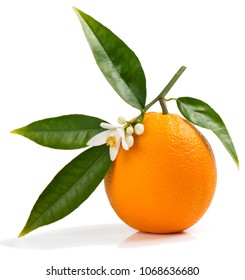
[165,97,177,102]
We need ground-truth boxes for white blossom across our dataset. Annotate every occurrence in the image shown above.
[87,122,129,161]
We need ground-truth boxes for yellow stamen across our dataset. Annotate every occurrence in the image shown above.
[106,135,117,148]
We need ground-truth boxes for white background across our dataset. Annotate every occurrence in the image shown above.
[0,0,244,279]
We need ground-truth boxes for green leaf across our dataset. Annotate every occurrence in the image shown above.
[19,145,111,237]
[177,97,239,168]
[73,7,146,110]
[11,114,106,149]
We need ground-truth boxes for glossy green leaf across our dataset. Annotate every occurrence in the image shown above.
[11,114,106,149]
[19,145,111,237]
[177,97,239,167]
[73,7,146,110]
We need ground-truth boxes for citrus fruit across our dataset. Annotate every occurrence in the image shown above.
[104,112,217,233]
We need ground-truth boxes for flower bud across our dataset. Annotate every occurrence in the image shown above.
[134,123,144,135]
[117,116,126,124]
[125,134,134,148]
[126,125,134,135]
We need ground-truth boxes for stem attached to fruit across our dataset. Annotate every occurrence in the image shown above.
[159,98,169,114]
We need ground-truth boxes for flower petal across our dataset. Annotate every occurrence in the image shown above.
[121,138,129,150]
[109,141,120,161]
[100,122,116,129]
[87,130,110,146]
[117,127,126,139]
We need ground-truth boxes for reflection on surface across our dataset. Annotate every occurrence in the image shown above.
[120,231,195,248]
[0,223,195,250]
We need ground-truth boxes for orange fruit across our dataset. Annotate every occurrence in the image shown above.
[104,112,217,233]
